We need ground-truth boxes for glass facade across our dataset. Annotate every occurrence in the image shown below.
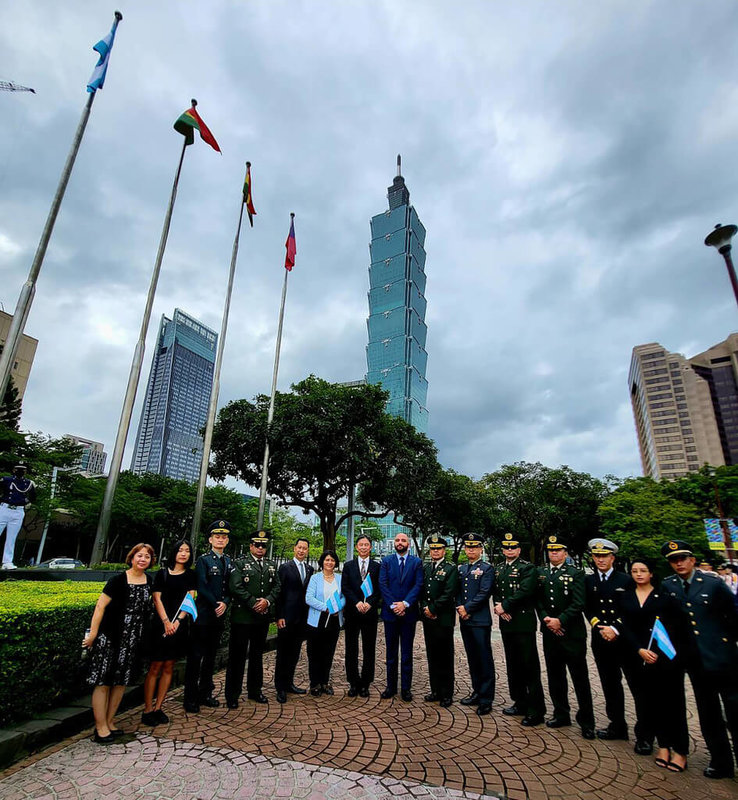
[365,167,429,433]
[131,308,217,483]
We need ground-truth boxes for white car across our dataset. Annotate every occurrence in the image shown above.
[37,558,85,570]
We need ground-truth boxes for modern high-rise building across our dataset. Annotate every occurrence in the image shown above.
[365,157,429,434]
[130,308,217,483]
[629,341,730,479]
[65,434,107,475]
[0,310,38,400]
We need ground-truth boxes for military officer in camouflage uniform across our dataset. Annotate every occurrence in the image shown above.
[225,530,281,708]
[421,535,460,707]
[493,532,546,726]
[536,535,595,739]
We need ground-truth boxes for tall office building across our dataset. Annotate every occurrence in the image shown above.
[65,434,107,475]
[131,308,217,483]
[0,310,38,400]
[365,157,429,433]
[629,342,725,479]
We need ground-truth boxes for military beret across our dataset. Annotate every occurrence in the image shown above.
[660,540,693,559]
[208,519,231,535]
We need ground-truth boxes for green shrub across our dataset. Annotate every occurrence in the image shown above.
[0,581,103,726]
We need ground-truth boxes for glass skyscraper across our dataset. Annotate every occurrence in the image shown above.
[365,158,429,433]
[131,308,217,483]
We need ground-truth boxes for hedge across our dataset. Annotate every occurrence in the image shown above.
[0,581,103,726]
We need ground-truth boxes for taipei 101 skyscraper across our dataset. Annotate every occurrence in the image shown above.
[365,157,429,433]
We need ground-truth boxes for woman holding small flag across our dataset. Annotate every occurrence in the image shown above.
[616,558,689,773]
[141,539,197,726]
[305,549,345,696]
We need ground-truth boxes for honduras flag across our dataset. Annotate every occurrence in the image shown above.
[174,593,198,622]
[326,591,346,615]
[652,618,676,660]
[361,574,373,599]
[87,13,122,93]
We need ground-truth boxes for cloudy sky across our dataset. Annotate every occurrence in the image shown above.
[1,1,737,490]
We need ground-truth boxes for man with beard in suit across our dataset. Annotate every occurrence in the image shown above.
[274,538,314,703]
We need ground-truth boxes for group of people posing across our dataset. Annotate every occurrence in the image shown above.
[82,520,738,783]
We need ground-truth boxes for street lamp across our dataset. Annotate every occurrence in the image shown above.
[704,223,738,307]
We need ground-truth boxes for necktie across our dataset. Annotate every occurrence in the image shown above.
[600,573,607,583]
[682,579,689,595]
[399,557,405,577]
[361,560,367,580]
[299,561,305,582]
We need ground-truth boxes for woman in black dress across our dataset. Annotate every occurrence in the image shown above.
[84,543,155,743]
[617,557,689,773]
[141,539,197,724]
[141,539,197,725]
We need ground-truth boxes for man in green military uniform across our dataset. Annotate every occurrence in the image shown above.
[536,534,595,740]
[421,535,460,708]
[493,532,546,726]
[224,530,281,708]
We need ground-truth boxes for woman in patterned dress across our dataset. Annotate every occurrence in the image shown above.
[83,543,155,743]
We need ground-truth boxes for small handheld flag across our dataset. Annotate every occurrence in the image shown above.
[174,100,221,152]
[361,573,373,599]
[651,617,676,660]
[243,162,257,227]
[87,11,123,93]
[285,213,296,271]
[326,591,345,615]
[172,593,198,622]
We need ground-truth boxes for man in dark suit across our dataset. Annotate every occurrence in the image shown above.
[274,537,314,703]
[183,520,232,713]
[537,535,595,740]
[421,535,460,707]
[456,533,495,716]
[493,532,545,725]
[584,538,631,741]
[379,531,424,701]
[343,533,381,697]
[661,539,738,780]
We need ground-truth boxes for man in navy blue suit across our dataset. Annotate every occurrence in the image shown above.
[379,531,424,701]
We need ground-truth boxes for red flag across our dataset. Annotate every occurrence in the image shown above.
[243,162,256,227]
[285,214,296,271]
[173,103,221,153]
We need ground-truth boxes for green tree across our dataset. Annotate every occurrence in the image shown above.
[210,376,440,550]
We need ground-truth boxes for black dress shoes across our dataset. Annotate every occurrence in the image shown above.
[545,717,571,728]
[704,765,735,779]
[633,739,653,755]
[276,690,287,704]
[201,696,220,708]
[347,686,359,697]
[596,726,628,741]
[460,693,479,706]
[93,731,116,745]
[401,689,413,702]
[581,727,596,740]
[359,686,370,698]
[380,688,396,699]
[322,685,334,696]
[310,686,322,697]
[476,703,492,716]
[248,693,268,704]
[439,697,453,708]
[424,692,439,702]
[502,704,523,716]
[288,684,307,695]
[521,716,544,727]
[183,702,200,714]
[226,699,239,709]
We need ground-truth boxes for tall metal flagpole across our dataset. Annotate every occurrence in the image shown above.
[190,182,248,552]
[257,213,295,530]
[90,135,189,565]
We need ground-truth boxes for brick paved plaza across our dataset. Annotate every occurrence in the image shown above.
[1,629,736,800]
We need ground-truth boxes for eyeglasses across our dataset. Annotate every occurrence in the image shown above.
[252,543,267,548]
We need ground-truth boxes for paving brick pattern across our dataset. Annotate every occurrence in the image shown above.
[2,627,737,800]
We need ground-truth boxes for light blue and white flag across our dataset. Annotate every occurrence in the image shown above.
[361,574,373,599]
[173,593,198,622]
[87,13,122,93]
[651,617,676,660]
[326,591,346,615]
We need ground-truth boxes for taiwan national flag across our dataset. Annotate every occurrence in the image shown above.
[174,104,221,152]
[285,215,296,271]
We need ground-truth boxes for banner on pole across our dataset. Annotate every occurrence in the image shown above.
[703,518,738,550]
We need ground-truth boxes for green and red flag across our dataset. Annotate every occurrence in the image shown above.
[243,162,256,227]
[285,214,296,271]
[174,102,221,152]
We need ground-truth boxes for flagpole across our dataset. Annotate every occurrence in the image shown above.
[257,214,294,530]
[90,134,189,565]
[190,188,248,552]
